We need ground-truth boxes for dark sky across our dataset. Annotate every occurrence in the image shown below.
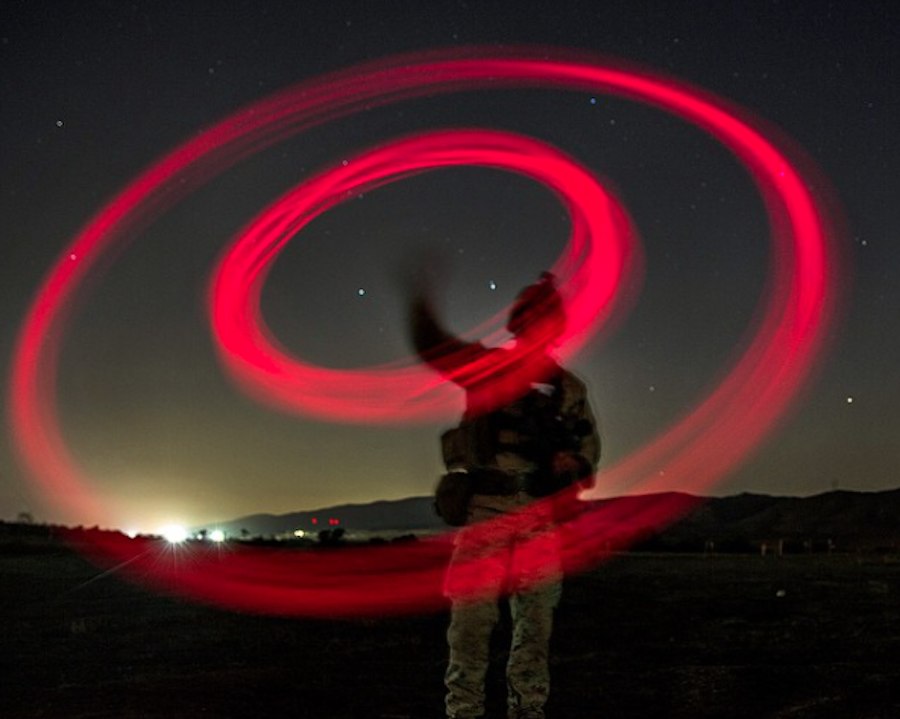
[1,0,897,533]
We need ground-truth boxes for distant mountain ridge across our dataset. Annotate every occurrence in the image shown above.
[677,488,900,544]
[210,496,442,537]
[208,488,900,549]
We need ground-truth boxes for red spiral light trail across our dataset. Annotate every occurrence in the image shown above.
[9,48,841,616]
[209,128,635,421]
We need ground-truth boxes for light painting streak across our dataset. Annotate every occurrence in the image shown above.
[8,48,842,616]
[209,128,634,421]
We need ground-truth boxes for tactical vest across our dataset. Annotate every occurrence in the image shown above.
[441,370,596,496]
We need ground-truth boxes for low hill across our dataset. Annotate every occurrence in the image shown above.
[672,488,900,547]
[204,496,442,538]
[204,487,900,549]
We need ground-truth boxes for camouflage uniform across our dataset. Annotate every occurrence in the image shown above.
[441,370,599,719]
[445,492,562,719]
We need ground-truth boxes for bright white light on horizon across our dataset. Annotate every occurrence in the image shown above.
[160,524,188,544]
[210,529,226,543]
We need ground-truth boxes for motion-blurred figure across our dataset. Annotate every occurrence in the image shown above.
[408,271,600,719]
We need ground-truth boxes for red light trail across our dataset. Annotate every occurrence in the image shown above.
[9,48,841,616]
[210,127,635,421]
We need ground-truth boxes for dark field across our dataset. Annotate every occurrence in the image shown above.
[3,540,900,718]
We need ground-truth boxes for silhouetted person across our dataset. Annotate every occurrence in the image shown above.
[409,272,600,719]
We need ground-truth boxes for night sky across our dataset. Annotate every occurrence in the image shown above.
[1,1,897,534]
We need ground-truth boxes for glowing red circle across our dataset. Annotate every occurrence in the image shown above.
[210,128,633,421]
[8,48,841,616]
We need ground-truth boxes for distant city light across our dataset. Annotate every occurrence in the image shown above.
[293,529,305,538]
[160,524,188,544]
[210,529,226,542]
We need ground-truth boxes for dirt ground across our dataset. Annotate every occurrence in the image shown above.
[2,540,900,718]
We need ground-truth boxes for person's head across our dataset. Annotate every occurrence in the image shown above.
[506,272,567,349]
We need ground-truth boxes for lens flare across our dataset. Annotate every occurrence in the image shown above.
[9,48,842,616]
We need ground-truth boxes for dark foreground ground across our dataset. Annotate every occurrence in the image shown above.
[2,539,900,719]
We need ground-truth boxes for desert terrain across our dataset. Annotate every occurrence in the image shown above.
[2,532,899,718]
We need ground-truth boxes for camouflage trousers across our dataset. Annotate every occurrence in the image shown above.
[444,492,563,719]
